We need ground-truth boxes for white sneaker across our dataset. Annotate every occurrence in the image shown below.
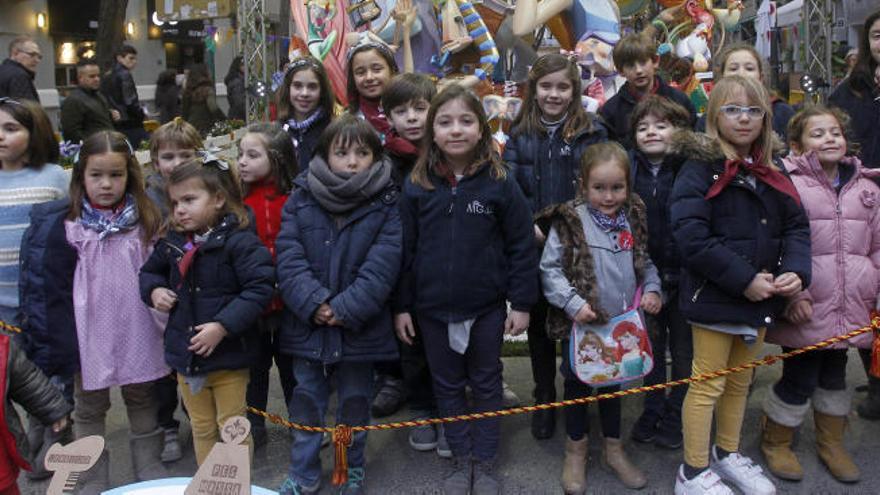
[674,465,734,495]
[710,446,776,495]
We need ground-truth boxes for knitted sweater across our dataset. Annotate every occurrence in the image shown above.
[0,165,69,316]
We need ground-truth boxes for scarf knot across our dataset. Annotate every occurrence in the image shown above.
[284,109,325,148]
[705,151,802,207]
[587,206,628,232]
[79,194,139,239]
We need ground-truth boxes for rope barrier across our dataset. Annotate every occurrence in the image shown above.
[5,315,879,486]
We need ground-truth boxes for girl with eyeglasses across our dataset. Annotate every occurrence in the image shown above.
[139,158,275,467]
[669,76,811,495]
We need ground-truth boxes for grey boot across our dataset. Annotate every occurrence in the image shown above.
[27,420,73,480]
[443,456,472,495]
[77,450,110,495]
[131,428,168,481]
[472,458,501,495]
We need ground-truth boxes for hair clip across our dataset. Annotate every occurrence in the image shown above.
[198,149,230,170]
[346,32,396,63]
[0,97,23,106]
[285,57,322,76]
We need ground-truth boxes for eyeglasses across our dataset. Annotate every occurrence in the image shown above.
[21,51,42,60]
[719,105,766,120]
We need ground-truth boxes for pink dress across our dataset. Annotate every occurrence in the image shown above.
[65,221,169,391]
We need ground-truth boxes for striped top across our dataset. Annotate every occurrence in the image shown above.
[0,165,69,313]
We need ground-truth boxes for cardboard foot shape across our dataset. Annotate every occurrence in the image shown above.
[186,416,252,495]
[44,435,105,495]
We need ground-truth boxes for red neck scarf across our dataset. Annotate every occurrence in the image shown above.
[626,76,660,101]
[705,148,802,206]
[359,96,419,158]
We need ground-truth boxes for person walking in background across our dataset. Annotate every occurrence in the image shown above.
[0,36,42,102]
[154,70,181,124]
[102,45,148,147]
[225,56,246,121]
[182,64,226,137]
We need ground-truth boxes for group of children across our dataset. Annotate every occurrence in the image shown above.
[0,24,878,495]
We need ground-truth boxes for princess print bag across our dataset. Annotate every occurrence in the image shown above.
[569,287,654,386]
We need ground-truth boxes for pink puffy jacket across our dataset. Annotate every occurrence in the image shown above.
[768,152,880,349]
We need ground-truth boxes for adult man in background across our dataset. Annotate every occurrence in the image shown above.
[102,45,148,146]
[0,36,42,101]
[61,59,120,144]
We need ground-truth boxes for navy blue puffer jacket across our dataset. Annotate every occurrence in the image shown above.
[139,215,275,375]
[276,174,402,364]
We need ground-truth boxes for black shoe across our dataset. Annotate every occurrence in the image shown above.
[858,376,880,420]
[631,411,660,444]
[530,406,556,440]
[371,376,406,418]
[654,418,683,449]
[252,424,268,449]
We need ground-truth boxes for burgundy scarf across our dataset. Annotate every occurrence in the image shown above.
[359,96,419,158]
[705,148,802,207]
[626,76,660,101]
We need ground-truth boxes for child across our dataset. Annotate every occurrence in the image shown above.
[143,116,203,463]
[626,95,693,449]
[538,142,660,493]
[397,85,536,494]
[146,117,204,215]
[503,52,608,441]
[381,72,444,453]
[277,56,335,173]
[0,331,71,494]
[238,122,297,448]
[599,32,696,147]
[381,72,435,185]
[50,131,168,493]
[0,99,68,327]
[275,115,402,494]
[669,75,811,495]
[760,105,878,484]
[139,158,275,466]
[346,40,408,418]
[696,43,796,142]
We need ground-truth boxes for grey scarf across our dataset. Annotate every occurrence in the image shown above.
[307,155,392,213]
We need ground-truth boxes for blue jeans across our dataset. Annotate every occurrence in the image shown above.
[419,307,505,461]
[287,359,373,487]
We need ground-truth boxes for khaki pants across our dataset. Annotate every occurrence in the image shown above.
[178,369,251,465]
[72,374,157,438]
[683,325,766,468]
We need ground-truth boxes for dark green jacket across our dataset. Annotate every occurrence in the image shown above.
[60,87,115,143]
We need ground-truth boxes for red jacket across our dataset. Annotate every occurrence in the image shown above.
[245,182,289,313]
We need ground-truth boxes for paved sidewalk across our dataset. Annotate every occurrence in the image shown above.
[18,348,880,494]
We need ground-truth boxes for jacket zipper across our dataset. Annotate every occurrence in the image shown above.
[447,181,457,322]
[691,279,707,302]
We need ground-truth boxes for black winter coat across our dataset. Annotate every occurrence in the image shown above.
[628,149,685,288]
[101,63,143,128]
[599,77,696,147]
[60,87,115,144]
[0,333,71,471]
[283,113,332,174]
[504,117,608,213]
[829,78,880,169]
[397,162,538,320]
[18,200,79,378]
[0,59,38,101]
[139,215,275,375]
[669,132,811,328]
[276,174,402,364]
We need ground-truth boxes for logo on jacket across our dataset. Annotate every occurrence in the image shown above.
[560,144,571,156]
[466,200,494,216]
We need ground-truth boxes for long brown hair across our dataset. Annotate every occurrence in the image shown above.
[345,44,399,114]
[410,85,505,190]
[167,158,250,231]
[511,53,592,141]
[786,104,858,156]
[68,131,162,241]
[849,10,880,96]
[241,123,297,196]
[0,99,59,169]
[275,57,335,122]
[705,76,775,168]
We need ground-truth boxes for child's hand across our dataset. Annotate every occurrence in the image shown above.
[327,316,345,327]
[151,287,177,313]
[785,299,813,324]
[773,272,802,297]
[394,313,416,345]
[51,417,68,433]
[574,303,597,324]
[504,310,530,336]
[533,224,546,245]
[641,292,662,315]
[312,303,333,325]
[188,322,228,357]
[744,273,775,302]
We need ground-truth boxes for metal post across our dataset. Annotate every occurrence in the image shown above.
[238,0,269,123]
[802,0,833,101]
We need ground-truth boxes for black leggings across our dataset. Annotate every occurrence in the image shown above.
[560,339,621,440]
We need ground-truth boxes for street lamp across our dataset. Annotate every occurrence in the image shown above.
[36,12,47,30]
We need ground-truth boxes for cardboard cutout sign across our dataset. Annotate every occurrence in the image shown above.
[185,416,252,495]
[45,435,105,495]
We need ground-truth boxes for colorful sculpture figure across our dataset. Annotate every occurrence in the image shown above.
[307,0,340,61]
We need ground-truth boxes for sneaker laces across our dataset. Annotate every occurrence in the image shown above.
[344,467,365,489]
[695,470,728,493]
[726,452,763,477]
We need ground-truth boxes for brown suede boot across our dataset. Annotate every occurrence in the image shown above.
[760,415,803,481]
[601,437,646,489]
[814,411,860,483]
[561,437,588,495]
